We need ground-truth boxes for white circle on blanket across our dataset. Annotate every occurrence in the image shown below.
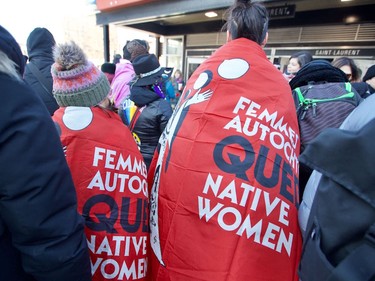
[62,107,93,131]
[194,72,210,90]
[218,59,249,79]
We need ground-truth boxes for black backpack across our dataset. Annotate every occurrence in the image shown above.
[292,82,362,153]
[298,118,375,281]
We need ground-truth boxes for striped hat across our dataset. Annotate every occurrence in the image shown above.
[51,41,110,107]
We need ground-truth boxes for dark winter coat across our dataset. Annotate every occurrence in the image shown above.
[0,71,91,281]
[352,81,375,99]
[130,85,173,169]
[299,93,375,234]
[24,28,59,115]
[289,59,352,193]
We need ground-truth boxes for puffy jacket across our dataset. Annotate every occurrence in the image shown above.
[110,59,135,108]
[0,71,91,281]
[23,27,59,115]
[129,86,173,169]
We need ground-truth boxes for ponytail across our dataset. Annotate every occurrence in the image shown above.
[223,0,268,45]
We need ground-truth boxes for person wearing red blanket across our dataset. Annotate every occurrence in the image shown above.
[0,25,92,281]
[147,0,302,280]
[51,41,150,281]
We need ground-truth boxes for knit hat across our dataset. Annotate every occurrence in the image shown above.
[130,53,173,87]
[123,39,149,62]
[51,41,110,107]
[363,65,375,82]
[289,60,348,90]
[0,25,26,75]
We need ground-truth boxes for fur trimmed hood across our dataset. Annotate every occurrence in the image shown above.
[0,25,25,76]
[0,50,22,81]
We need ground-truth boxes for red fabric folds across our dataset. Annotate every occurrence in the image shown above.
[148,38,302,281]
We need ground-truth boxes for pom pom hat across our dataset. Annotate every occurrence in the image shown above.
[51,41,110,107]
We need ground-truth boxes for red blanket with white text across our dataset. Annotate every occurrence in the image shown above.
[148,38,302,281]
[53,106,149,281]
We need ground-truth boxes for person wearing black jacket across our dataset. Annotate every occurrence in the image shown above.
[0,25,91,281]
[289,60,357,195]
[298,94,375,281]
[362,64,375,97]
[24,27,59,115]
[128,54,173,169]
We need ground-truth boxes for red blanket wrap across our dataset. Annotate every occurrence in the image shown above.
[148,38,302,281]
[53,106,149,281]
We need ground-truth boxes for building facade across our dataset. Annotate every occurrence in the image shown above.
[94,0,375,80]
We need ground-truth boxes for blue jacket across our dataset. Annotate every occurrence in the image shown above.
[0,72,92,281]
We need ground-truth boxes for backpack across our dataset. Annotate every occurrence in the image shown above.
[292,82,362,153]
[298,118,375,281]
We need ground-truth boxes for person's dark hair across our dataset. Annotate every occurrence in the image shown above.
[331,57,360,82]
[101,62,116,74]
[122,41,131,60]
[113,54,121,64]
[123,39,149,61]
[289,51,313,68]
[222,0,269,45]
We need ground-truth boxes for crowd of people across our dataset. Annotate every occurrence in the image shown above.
[1,0,374,280]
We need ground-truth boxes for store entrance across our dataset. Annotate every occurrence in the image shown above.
[186,57,208,81]
[269,47,375,79]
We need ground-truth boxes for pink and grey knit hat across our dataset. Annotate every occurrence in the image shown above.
[51,41,110,107]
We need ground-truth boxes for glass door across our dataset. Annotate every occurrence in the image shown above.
[186,57,207,80]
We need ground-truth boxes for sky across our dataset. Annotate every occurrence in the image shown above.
[0,0,93,46]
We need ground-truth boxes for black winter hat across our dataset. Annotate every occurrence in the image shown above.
[0,25,26,75]
[101,62,116,74]
[130,54,173,87]
[363,65,375,82]
[289,59,348,90]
